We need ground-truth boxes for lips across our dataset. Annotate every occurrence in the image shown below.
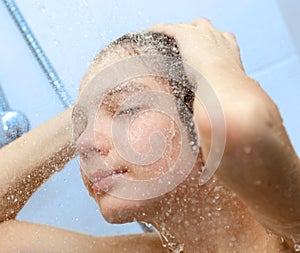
[89,167,128,193]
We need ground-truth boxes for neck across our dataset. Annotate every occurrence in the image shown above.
[148,176,273,253]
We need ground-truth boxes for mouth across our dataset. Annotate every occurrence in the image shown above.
[89,167,128,193]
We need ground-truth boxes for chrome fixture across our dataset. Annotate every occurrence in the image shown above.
[2,0,73,108]
[0,83,30,147]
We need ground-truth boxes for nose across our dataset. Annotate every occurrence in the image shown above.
[76,124,111,160]
[94,130,111,156]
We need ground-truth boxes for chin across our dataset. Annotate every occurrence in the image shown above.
[81,170,145,223]
[95,193,143,223]
[94,191,162,224]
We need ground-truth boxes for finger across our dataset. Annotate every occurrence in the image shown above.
[222,31,240,54]
[146,23,178,38]
[222,32,245,71]
[147,23,171,33]
[222,31,237,44]
[189,18,217,31]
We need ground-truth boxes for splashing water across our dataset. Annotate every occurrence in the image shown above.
[159,226,184,253]
[294,243,300,252]
[36,1,46,13]
[243,145,252,154]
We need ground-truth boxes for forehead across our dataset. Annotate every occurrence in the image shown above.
[108,76,169,93]
[79,43,172,110]
[101,76,170,105]
[79,45,133,94]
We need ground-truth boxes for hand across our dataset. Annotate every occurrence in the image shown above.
[148,18,244,79]
[148,18,275,174]
[148,19,300,246]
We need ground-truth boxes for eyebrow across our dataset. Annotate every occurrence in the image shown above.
[108,81,148,95]
[101,81,150,106]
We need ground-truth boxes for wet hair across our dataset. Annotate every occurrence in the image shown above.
[97,31,198,150]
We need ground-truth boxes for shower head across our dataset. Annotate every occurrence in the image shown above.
[0,84,30,148]
[0,110,30,147]
[2,0,73,109]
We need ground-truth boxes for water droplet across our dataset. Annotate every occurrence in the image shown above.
[254,180,262,185]
[112,173,122,179]
[280,237,285,243]
[243,145,252,154]
[192,145,198,151]
[53,39,60,46]
[144,222,153,229]
[184,221,190,226]
[36,1,46,13]
[265,229,273,235]
[199,178,206,185]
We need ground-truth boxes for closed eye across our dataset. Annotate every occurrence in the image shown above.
[116,106,142,116]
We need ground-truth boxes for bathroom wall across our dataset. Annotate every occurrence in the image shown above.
[0,0,299,236]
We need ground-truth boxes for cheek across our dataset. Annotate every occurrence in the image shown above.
[128,112,181,161]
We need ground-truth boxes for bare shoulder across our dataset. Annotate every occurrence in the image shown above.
[0,220,165,253]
